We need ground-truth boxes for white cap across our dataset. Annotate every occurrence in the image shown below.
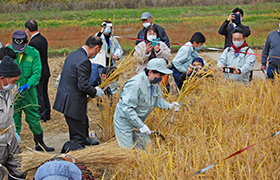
[147,58,172,74]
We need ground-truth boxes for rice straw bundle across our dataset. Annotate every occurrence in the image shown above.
[18,141,133,172]
[99,49,137,89]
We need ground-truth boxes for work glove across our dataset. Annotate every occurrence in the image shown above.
[139,124,151,135]
[169,102,181,111]
[95,86,104,98]
[17,83,29,94]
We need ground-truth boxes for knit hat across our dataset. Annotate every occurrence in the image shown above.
[12,30,28,52]
[0,56,21,77]
[34,161,82,180]
[192,57,204,65]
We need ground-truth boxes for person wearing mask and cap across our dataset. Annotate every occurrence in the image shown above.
[0,56,27,180]
[95,20,123,67]
[217,28,256,85]
[218,7,251,49]
[8,30,54,152]
[171,32,207,90]
[260,17,280,79]
[53,36,105,148]
[136,12,170,48]
[113,58,180,150]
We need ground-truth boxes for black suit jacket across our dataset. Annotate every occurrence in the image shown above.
[28,32,50,80]
[218,20,251,49]
[53,48,97,121]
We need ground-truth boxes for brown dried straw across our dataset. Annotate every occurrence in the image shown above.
[18,141,133,172]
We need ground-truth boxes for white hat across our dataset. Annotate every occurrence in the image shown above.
[147,58,172,74]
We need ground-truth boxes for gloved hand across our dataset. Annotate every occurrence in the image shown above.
[17,83,29,94]
[139,124,151,135]
[95,86,104,98]
[169,102,181,111]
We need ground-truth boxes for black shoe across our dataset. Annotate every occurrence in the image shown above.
[34,133,55,152]
[85,137,99,146]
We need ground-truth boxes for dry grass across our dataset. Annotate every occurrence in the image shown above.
[18,52,280,179]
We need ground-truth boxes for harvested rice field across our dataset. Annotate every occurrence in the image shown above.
[18,49,280,179]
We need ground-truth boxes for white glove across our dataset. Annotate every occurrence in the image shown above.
[169,102,181,111]
[95,86,104,97]
[139,125,151,135]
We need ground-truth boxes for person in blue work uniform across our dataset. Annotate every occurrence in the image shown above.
[171,32,207,90]
[113,58,180,150]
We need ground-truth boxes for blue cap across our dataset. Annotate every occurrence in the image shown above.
[192,57,204,65]
[12,30,28,52]
[34,161,82,180]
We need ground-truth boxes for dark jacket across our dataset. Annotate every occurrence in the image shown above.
[28,32,50,80]
[218,20,251,49]
[53,47,97,121]
[136,23,170,48]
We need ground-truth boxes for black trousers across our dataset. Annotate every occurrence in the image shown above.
[65,115,89,147]
[36,78,51,121]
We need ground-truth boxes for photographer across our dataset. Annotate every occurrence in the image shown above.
[134,25,171,74]
[95,20,123,67]
[217,28,256,85]
[178,57,212,82]
[218,8,250,49]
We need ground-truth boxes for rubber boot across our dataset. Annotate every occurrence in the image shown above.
[34,133,55,152]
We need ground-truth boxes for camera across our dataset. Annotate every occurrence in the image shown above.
[232,13,241,24]
[152,38,160,47]
[223,67,234,73]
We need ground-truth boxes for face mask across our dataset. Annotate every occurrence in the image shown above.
[195,46,202,50]
[150,76,162,84]
[143,22,150,28]
[16,50,25,54]
[2,78,16,91]
[233,41,244,48]
[147,35,157,42]
[104,27,111,34]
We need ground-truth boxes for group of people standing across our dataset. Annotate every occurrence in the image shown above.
[0,7,280,179]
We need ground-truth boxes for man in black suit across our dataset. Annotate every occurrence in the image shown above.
[53,36,104,147]
[25,19,51,122]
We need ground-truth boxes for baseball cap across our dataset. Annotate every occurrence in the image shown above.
[147,58,172,75]
[141,12,152,20]
[12,30,28,52]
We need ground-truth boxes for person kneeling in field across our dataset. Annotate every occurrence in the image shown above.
[113,58,181,150]
[217,28,256,85]
[171,32,207,90]
[0,56,27,180]
[178,57,213,82]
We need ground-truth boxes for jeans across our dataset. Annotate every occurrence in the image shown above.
[266,65,279,79]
